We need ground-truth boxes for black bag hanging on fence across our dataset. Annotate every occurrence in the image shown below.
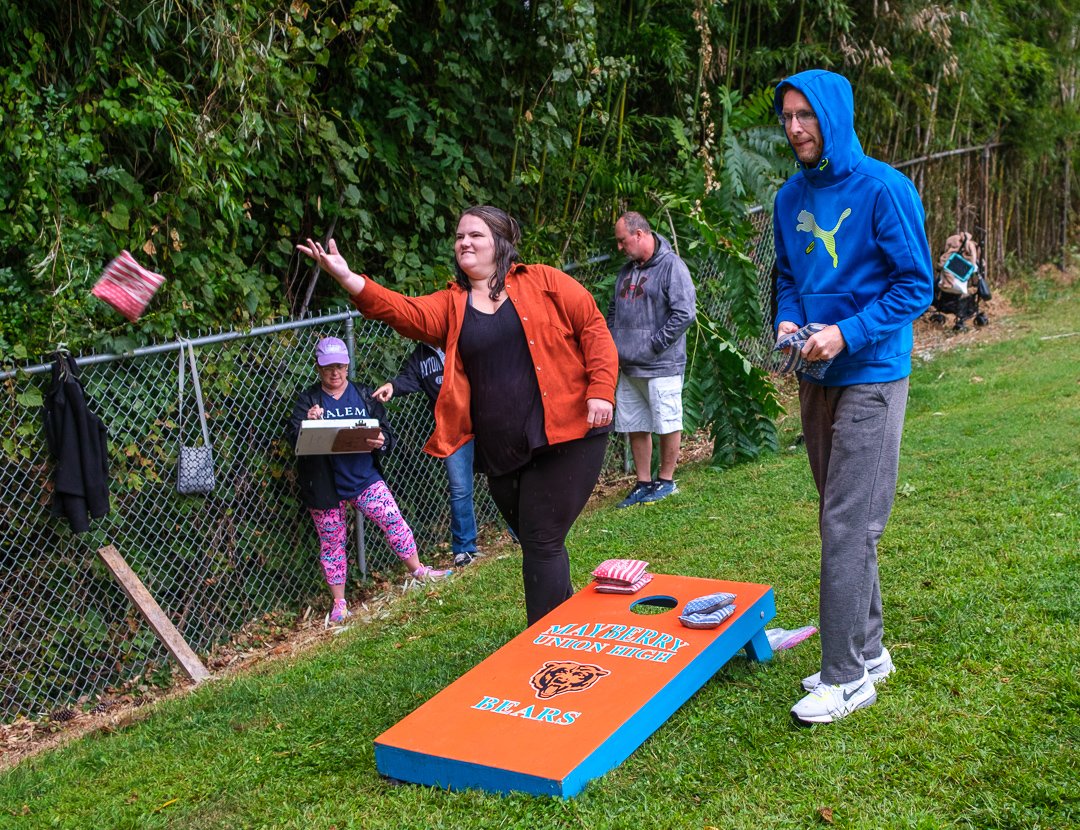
[176,342,216,495]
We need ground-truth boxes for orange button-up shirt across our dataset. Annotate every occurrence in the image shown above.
[352,263,618,458]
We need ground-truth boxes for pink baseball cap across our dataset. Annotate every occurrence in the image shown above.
[316,337,349,366]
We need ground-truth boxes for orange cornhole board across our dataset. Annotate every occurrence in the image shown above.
[374,573,775,797]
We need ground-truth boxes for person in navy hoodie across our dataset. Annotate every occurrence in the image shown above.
[373,343,480,567]
[290,337,451,627]
[772,70,933,724]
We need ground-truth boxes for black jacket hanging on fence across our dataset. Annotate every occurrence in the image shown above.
[41,354,111,533]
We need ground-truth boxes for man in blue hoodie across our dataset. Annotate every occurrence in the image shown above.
[608,211,697,507]
[773,70,934,724]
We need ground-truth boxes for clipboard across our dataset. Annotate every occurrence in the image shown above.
[295,419,382,455]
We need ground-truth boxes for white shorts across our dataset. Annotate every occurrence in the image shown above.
[614,374,684,434]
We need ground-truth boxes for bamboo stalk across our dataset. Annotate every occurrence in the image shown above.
[1062,144,1071,269]
[560,108,588,224]
[739,0,751,93]
[561,84,622,259]
[534,142,548,228]
[507,0,541,188]
[613,77,627,168]
[725,0,740,91]
[793,0,805,74]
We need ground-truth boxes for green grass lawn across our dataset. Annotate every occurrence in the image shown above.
[2,278,1078,829]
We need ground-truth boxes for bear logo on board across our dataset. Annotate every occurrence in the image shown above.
[530,660,611,700]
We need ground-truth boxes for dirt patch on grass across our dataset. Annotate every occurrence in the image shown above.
[911,290,1022,357]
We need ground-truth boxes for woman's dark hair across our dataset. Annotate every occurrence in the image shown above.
[453,205,521,300]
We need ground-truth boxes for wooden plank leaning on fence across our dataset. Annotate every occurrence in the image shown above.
[97,544,211,684]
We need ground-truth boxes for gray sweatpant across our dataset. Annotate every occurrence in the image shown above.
[799,378,909,685]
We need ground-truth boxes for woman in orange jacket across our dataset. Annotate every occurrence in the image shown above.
[298,206,618,625]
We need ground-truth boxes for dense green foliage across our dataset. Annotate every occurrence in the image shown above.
[2,274,1076,829]
[2,0,1077,359]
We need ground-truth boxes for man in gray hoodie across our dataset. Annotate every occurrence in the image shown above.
[607,212,697,507]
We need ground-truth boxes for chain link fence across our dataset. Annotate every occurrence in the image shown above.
[0,315,482,720]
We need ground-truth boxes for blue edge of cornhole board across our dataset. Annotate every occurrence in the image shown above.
[374,584,775,798]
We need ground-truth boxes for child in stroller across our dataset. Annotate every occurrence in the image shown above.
[928,230,990,331]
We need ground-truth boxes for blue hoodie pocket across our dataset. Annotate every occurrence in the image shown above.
[800,293,858,325]
[801,293,859,371]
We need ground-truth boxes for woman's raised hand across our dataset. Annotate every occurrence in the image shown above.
[297,238,367,295]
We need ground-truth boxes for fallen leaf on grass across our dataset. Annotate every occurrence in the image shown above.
[818,806,834,824]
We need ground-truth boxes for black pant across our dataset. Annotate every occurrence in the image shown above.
[487,433,609,626]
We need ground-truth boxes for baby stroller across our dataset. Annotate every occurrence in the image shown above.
[927,230,991,331]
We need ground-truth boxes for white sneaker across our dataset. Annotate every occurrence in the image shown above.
[791,670,876,725]
[801,647,895,691]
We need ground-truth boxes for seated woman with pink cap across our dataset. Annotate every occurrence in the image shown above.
[289,336,451,626]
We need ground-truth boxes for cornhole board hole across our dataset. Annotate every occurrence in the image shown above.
[374,573,775,797]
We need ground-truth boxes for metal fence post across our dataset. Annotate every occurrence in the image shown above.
[356,517,368,581]
[343,314,369,579]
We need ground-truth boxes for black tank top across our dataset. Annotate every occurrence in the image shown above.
[457,296,547,475]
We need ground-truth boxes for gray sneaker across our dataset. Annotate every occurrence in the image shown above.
[801,647,895,691]
[616,481,655,509]
[639,480,677,504]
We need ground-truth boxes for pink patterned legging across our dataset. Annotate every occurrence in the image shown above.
[308,479,417,585]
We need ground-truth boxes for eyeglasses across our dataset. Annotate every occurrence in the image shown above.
[778,110,818,127]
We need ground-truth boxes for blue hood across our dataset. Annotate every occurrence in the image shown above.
[775,69,866,186]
